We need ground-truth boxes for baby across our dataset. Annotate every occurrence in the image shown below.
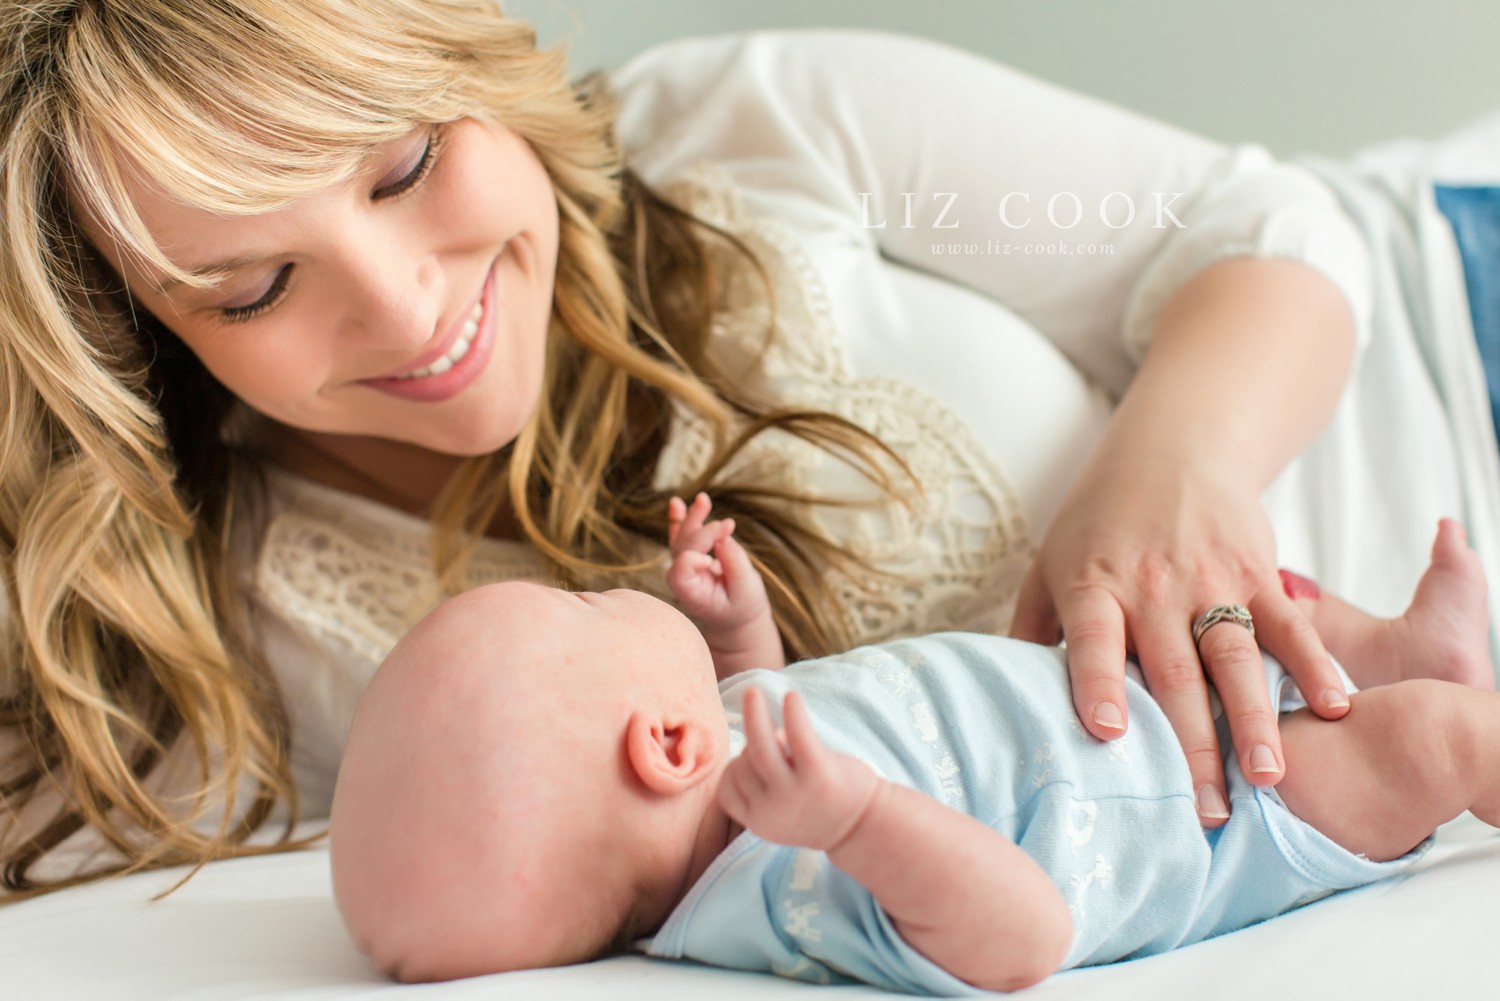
[329,497,1499,993]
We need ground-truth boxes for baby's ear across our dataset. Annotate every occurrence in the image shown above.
[625,711,717,795]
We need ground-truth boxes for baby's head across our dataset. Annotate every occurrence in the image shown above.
[329,581,730,982]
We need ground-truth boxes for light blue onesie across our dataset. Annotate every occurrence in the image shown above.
[640,633,1431,995]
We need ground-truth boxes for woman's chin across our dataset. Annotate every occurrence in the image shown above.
[412,417,533,459]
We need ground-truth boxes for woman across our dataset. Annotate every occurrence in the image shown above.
[0,0,1387,898]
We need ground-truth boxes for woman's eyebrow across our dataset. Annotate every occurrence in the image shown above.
[152,254,269,295]
[149,134,426,297]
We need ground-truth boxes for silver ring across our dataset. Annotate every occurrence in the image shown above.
[1192,604,1255,647]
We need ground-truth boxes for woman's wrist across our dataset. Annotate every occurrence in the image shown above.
[1079,421,1262,503]
[1114,257,1357,492]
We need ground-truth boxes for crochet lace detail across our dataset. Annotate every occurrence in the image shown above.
[256,481,537,664]
[647,160,1034,642]
[253,159,1034,668]
[254,476,672,665]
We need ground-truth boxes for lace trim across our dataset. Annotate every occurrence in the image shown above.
[256,476,538,663]
[255,470,675,664]
[253,160,1034,666]
[652,161,1034,642]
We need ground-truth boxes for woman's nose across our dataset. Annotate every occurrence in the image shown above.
[340,244,446,352]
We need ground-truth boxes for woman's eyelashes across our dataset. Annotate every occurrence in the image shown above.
[215,125,446,324]
[219,265,293,324]
[374,126,445,202]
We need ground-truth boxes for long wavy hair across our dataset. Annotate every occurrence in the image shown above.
[0,0,915,901]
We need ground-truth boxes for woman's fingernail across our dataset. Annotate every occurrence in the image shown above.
[1322,688,1350,709]
[1279,569,1321,601]
[1196,784,1230,820]
[1249,744,1281,774]
[1092,701,1124,730]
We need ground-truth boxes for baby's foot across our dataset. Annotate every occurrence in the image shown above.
[1394,519,1495,690]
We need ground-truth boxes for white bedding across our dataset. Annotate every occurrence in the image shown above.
[4,811,1497,1000]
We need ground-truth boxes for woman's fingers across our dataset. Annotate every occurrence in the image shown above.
[1250,590,1350,718]
[1009,562,1062,645]
[1131,617,1232,825]
[1193,612,1281,796]
[1056,586,1130,741]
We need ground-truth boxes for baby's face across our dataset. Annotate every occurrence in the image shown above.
[332,581,727,981]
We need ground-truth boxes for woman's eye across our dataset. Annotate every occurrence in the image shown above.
[219,265,293,323]
[375,127,445,201]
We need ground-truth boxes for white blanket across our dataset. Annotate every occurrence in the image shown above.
[3,812,1497,1000]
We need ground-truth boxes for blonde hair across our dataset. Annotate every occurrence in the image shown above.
[0,0,914,901]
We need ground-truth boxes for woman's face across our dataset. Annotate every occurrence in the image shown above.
[85,117,560,457]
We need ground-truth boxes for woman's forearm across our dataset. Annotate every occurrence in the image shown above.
[1099,256,1357,493]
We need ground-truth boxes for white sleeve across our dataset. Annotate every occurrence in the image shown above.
[611,28,1372,398]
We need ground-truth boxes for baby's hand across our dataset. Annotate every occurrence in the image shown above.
[718,688,880,850]
[666,493,770,630]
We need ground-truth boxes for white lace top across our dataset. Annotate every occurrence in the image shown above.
[246,29,1372,820]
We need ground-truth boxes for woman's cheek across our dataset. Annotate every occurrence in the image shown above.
[190,333,321,413]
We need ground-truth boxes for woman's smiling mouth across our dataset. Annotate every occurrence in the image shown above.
[358,255,502,403]
[394,299,483,380]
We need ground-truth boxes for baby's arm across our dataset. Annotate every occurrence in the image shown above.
[666,494,786,678]
[720,688,1073,993]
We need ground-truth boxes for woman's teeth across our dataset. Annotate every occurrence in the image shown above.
[395,301,484,380]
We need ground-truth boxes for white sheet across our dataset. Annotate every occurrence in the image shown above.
[3,812,1497,1000]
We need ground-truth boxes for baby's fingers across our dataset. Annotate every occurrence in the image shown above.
[666,549,720,594]
[781,692,826,766]
[668,493,715,548]
[718,757,762,820]
[713,533,760,591]
[668,495,687,547]
[671,493,714,542]
[674,518,736,559]
[741,688,792,781]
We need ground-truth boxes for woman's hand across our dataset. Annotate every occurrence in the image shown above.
[1010,461,1352,826]
[1008,257,1360,826]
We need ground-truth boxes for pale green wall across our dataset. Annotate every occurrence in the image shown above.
[503,0,1498,157]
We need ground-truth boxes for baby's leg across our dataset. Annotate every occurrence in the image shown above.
[1274,679,1500,862]
[1284,519,1493,691]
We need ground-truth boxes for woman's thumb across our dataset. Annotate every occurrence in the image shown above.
[1008,562,1061,644]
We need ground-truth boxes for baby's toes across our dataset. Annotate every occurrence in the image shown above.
[1431,519,1483,577]
[1407,520,1494,689]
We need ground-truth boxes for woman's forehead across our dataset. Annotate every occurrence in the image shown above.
[76,131,410,298]
[60,110,378,295]
[46,0,480,282]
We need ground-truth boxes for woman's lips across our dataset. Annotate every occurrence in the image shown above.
[357,257,501,403]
